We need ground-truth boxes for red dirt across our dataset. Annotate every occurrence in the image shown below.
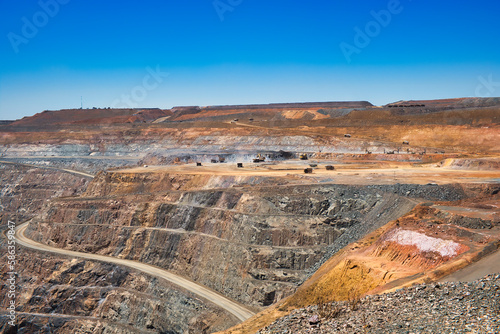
[11,108,172,126]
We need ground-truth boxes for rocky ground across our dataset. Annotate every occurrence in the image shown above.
[24,175,424,309]
[2,98,499,334]
[0,157,139,174]
[0,235,237,334]
[258,274,500,334]
[0,163,90,224]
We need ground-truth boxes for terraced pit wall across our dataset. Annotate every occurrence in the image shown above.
[25,171,470,310]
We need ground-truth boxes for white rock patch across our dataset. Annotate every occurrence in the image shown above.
[386,228,461,257]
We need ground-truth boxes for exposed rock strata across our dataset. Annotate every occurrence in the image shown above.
[0,237,237,333]
[0,163,90,224]
[24,172,476,308]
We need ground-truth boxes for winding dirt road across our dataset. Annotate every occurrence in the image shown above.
[0,160,94,178]
[15,222,255,322]
[5,160,255,321]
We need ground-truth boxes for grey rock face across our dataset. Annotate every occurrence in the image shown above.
[27,178,440,308]
[0,238,238,334]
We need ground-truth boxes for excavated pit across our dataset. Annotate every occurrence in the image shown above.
[25,170,472,311]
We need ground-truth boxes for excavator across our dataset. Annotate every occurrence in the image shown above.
[253,154,266,163]
[299,153,308,160]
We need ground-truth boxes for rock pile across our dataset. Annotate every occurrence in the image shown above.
[258,274,500,333]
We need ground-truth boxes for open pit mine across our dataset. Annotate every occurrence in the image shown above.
[1,98,500,333]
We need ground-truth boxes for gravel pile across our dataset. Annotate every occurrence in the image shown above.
[258,274,500,333]
[304,183,469,280]
[369,184,468,202]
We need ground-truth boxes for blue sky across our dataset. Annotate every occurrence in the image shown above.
[1,0,499,120]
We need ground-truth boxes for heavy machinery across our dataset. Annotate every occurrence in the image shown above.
[253,154,266,163]
[299,153,308,160]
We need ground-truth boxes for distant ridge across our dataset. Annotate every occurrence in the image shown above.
[201,101,373,110]
[167,101,374,121]
[385,97,500,109]
[10,108,172,126]
[6,98,499,126]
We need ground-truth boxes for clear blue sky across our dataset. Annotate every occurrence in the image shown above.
[1,0,499,120]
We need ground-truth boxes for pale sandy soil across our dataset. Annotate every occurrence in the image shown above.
[117,160,500,185]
